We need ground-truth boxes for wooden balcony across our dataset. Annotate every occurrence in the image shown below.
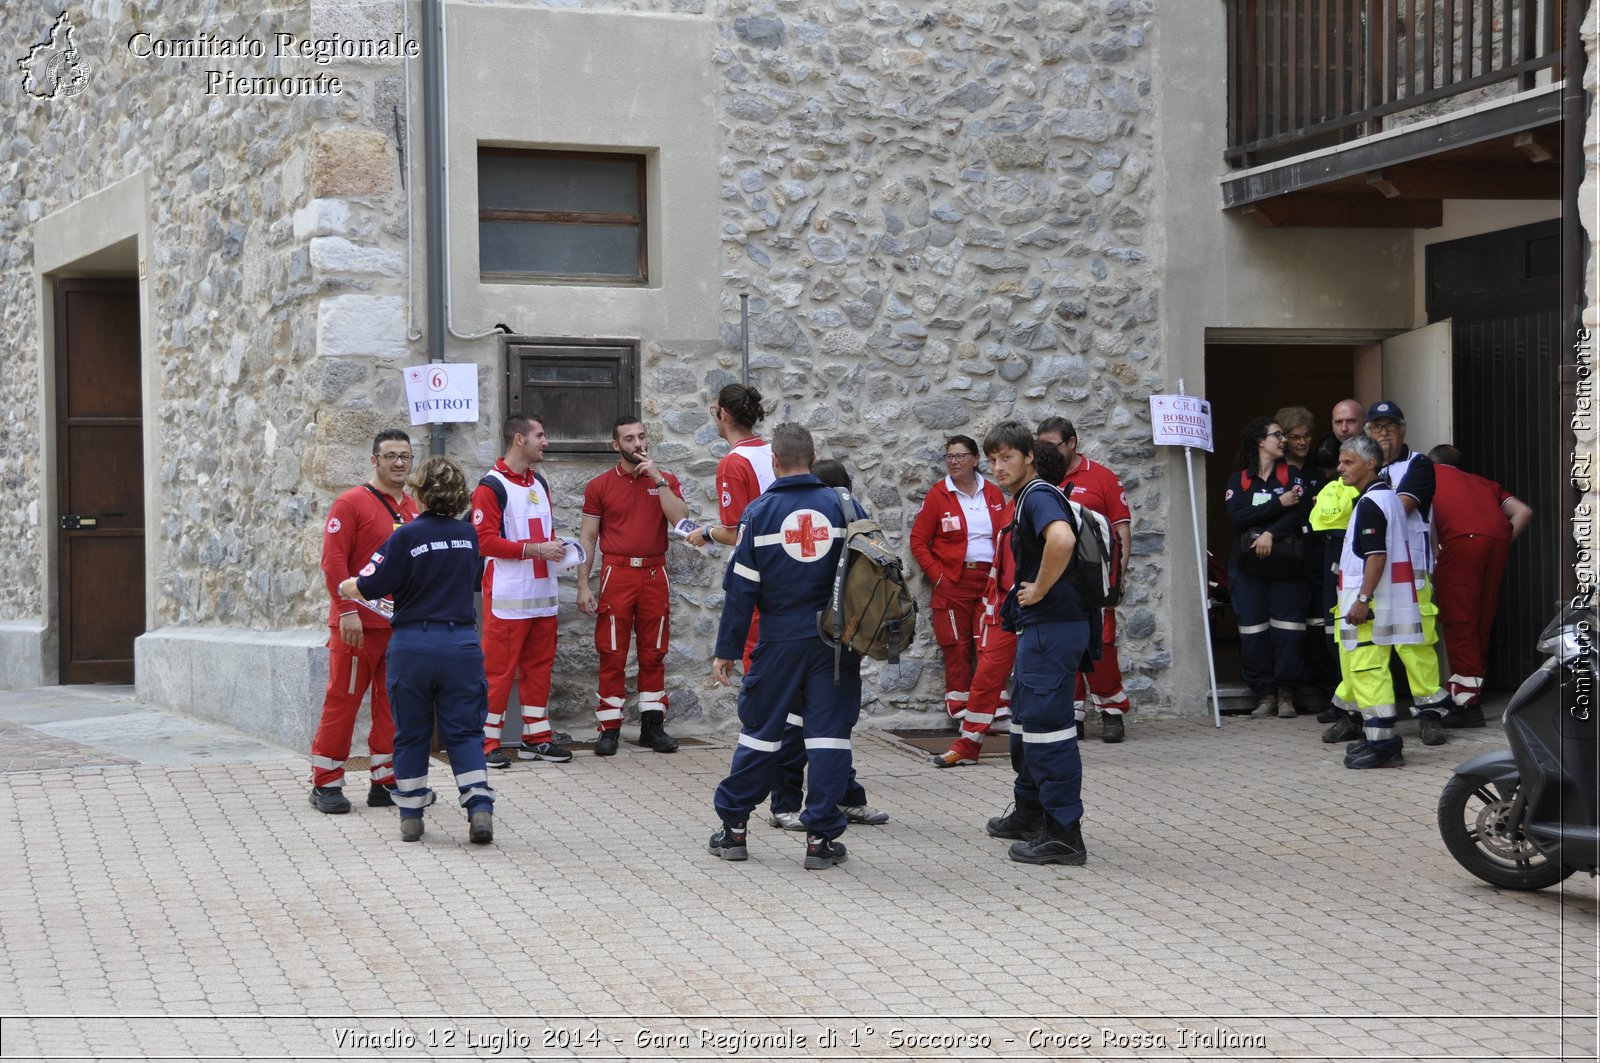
[1223,0,1569,225]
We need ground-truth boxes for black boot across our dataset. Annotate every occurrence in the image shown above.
[985,802,1044,840]
[594,727,620,757]
[1443,703,1485,728]
[636,711,679,753]
[1008,816,1088,865]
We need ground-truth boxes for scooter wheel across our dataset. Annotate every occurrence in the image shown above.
[1437,773,1575,891]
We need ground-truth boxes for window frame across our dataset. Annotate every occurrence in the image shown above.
[504,336,639,456]
[477,147,648,285]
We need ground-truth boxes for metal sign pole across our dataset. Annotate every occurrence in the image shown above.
[1178,378,1225,727]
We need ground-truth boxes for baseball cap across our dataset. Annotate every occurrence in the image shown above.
[1366,400,1404,423]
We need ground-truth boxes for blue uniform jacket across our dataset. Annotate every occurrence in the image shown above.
[354,513,480,629]
[715,473,865,660]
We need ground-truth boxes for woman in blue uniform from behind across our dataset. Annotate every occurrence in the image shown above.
[340,457,495,844]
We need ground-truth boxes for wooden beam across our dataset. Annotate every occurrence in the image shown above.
[1363,164,1560,200]
[1239,196,1444,228]
[1514,128,1558,162]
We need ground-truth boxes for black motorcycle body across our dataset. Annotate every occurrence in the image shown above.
[1437,604,1599,890]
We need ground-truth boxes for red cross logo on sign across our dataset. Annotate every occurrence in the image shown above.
[780,509,834,563]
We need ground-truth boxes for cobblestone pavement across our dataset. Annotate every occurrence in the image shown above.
[0,687,1593,1061]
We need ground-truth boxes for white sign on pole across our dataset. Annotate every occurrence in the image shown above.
[1149,394,1214,452]
[402,363,479,425]
[1151,383,1225,728]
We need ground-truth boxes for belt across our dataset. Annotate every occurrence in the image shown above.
[603,553,667,569]
[963,561,989,569]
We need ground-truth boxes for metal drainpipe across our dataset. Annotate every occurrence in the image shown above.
[1563,0,1589,341]
[422,0,446,458]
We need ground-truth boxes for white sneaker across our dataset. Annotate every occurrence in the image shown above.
[839,804,889,825]
[767,810,805,831]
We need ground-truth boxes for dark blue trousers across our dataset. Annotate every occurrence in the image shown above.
[770,720,868,814]
[1010,619,1090,831]
[386,626,494,818]
[714,639,862,840]
[1228,569,1306,695]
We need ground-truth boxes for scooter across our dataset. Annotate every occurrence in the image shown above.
[1437,599,1599,890]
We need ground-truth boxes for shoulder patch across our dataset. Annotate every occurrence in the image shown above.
[326,517,341,534]
[722,489,733,508]
[472,507,483,526]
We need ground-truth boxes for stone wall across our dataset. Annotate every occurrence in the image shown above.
[514,0,1171,730]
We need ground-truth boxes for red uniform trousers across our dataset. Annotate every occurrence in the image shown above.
[948,615,1016,761]
[309,627,396,788]
[1074,609,1131,716]
[930,565,990,718]
[481,613,558,752]
[594,557,670,730]
[1434,533,1511,707]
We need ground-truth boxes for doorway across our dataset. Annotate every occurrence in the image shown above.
[54,278,144,683]
[1202,341,1370,687]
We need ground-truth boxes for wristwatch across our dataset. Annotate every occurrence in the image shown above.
[1356,593,1373,604]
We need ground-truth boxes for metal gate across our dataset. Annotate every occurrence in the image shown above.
[1429,220,1562,687]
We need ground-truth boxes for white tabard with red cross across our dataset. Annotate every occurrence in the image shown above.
[482,468,559,619]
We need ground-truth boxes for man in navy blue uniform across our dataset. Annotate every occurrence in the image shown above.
[980,421,1094,866]
[707,424,864,870]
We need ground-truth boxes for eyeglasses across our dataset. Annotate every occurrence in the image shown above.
[378,452,414,464]
[1367,423,1400,437]
[945,452,975,462]
[1287,432,1312,444]
[1264,431,1286,441]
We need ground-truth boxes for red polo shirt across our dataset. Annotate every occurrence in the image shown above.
[1059,456,1132,527]
[1432,464,1514,543]
[582,464,684,557]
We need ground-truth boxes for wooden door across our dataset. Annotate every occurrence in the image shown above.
[55,279,143,683]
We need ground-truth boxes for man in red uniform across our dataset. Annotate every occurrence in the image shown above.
[1037,417,1134,742]
[1427,445,1534,727]
[309,429,419,813]
[910,434,1008,720]
[577,417,691,756]
[472,415,573,769]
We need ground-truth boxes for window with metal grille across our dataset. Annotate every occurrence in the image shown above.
[506,338,638,454]
[478,148,647,283]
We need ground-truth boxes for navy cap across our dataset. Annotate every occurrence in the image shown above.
[1366,400,1404,423]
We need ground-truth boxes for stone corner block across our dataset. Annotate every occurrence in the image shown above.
[0,620,49,690]
[310,236,403,277]
[316,294,409,359]
[137,626,328,750]
[312,129,396,197]
[292,197,352,240]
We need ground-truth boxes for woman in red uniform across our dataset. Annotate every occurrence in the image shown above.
[910,435,1008,721]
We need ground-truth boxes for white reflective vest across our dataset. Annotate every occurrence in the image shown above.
[1337,483,1424,650]
[483,469,559,620]
[1381,450,1433,578]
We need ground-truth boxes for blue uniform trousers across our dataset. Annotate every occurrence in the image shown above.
[386,626,495,818]
[715,639,862,840]
[1228,568,1306,694]
[770,718,868,815]
[1009,620,1090,830]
